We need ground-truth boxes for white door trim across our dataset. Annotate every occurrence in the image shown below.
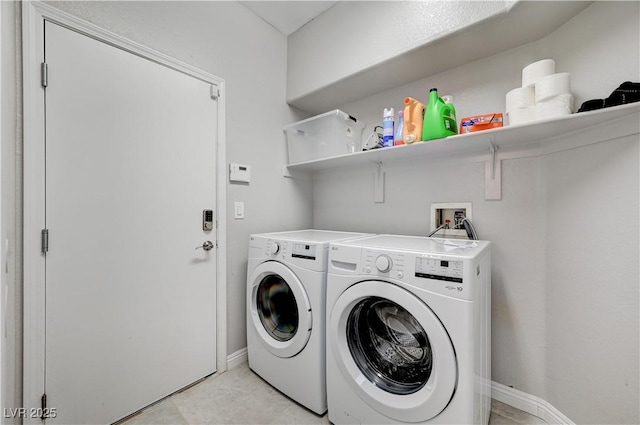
[22,2,228,419]
[0,3,3,415]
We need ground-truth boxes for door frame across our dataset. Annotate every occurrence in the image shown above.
[22,2,228,419]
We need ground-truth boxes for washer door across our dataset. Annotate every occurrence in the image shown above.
[249,261,312,358]
[329,280,457,423]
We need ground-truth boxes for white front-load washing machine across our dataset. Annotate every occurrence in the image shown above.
[246,230,371,415]
[326,234,491,424]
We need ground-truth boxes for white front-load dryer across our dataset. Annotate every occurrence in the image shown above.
[326,235,491,424]
[246,230,370,415]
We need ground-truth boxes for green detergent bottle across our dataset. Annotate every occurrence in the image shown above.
[422,88,458,141]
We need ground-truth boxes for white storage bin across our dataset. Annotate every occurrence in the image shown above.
[284,110,365,164]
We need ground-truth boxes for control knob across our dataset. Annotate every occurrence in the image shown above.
[269,242,280,255]
[375,255,393,273]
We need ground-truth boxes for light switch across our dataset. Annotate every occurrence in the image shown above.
[229,163,251,183]
[234,202,245,219]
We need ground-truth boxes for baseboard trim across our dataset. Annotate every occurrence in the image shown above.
[491,381,575,424]
[227,347,248,370]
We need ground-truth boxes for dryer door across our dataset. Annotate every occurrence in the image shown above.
[329,280,457,423]
[249,261,312,358]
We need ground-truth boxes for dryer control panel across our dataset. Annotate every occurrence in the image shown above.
[415,257,464,283]
[257,238,328,272]
[292,243,317,260]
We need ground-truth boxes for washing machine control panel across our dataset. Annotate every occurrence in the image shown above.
[363,251,406,279]
[268,241,280,255]
[361,250,465,288]
[375,255,392,272]
[415,257,464,283]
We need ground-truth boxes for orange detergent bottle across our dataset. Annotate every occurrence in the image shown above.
[402,97,426,144]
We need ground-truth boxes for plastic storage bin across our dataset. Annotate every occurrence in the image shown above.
[284,110,365,164]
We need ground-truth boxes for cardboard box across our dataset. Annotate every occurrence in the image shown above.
[459,113,504,134]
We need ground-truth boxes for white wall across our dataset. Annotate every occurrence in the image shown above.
[287,0,508,101]
[1,2,313,408]
[309,1,639,423]
[286,1,594,113]
[543,135,639,423]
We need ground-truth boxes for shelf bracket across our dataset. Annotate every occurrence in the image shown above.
[374,162,385,203]
[283,165,294,178]
[485,142,501,200]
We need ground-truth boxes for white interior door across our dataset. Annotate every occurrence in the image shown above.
[44,21,217,424]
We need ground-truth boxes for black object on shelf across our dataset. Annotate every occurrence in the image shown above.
[578,81,640,113]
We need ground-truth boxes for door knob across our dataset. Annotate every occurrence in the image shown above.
[196,241,215,251]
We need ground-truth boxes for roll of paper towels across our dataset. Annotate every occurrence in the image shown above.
[535,73,571,103]
[507,106,536,126]
[522,59,556,87]
[536,94,574,120]
[506,86,535,112]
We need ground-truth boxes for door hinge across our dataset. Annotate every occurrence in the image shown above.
[210,84,219,99]
[40,393,47,419]
[41,229,49,254]
[41,62,48,88]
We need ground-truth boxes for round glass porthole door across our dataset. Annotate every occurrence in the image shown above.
[249,261,312,358]
[256,274,299,342]
[329,280,457,423]
[347,297,432,395]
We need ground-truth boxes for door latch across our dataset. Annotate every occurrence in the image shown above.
[196,241,215,251]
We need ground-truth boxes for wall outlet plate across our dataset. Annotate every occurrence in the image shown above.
[430,202,472,238]
[234,202,245,219]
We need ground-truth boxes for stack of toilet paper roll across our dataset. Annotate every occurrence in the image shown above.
[505,59,574,126]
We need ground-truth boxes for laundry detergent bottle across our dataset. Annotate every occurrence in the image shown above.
[402,97,426,144]
[422,88,458,141]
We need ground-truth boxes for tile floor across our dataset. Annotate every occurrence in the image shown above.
[122,362,546,425]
